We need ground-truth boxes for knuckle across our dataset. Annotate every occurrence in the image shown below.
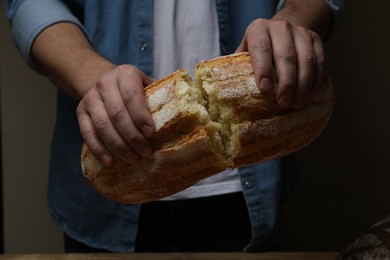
[251,42,272,54]
[273,19,291,29]
[295,26,309,35]
[311,31,321,42]
[117,64,137,77]
[317,54,326,67]
[78,93,96,111]
[108,105,127,120]
[276,50,297,64]
[76,102,85,115]
[95,76,111,91]
[94,116,110,131]
[300,52,315,65]
[122,87,142,103]
[251,18,268,28]
[246,18,268,36]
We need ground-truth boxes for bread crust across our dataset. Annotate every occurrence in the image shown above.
[81,52,334,203]
[82,125,227,203]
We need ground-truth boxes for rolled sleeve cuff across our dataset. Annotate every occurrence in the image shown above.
[322,0,345,40]
[11,0,89,70]
[277,0,345,18]
[276,0,345,40]
[324,0,345,19]
[276,0,286,11]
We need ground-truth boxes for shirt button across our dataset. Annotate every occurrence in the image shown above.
[221,45,228,54]
[244,180,252,188]
[140,42,148,51]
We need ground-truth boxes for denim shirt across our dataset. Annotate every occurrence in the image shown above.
[7,0,344,252]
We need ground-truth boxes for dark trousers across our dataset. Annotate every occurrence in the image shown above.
[64,192,251,253]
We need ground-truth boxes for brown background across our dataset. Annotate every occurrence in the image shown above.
[1,0,390,254]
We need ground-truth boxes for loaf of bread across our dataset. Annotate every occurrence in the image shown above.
[81,52,334,204]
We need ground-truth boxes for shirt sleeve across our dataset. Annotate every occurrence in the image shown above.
[6,0,89,70]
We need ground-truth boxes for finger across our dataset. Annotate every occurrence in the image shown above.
[80,87,140,164]
[116,65,156,139]
[311,33,326,97]
[236,29,250,53]
[245,19,275,93]
[90,97,140,163]
[117,68,154,156]
[97,68,152,161]
[92,75,140,163]
[77,102,113,166]
[236,34,248,53]
[291,27,317,109]
[141,75,157,137]
[269,20,297,108]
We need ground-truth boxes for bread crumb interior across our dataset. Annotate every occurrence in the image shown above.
[174,67,239,164]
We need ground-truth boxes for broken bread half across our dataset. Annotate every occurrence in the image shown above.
[81,52,334,204]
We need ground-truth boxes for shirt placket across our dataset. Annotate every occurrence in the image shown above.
[138,0,153,76]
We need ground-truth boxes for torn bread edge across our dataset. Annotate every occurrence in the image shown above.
[81,52,334,204]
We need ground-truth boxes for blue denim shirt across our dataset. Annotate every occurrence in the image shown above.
[7,0,344,252]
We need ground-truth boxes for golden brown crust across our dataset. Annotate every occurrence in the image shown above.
[81,52,335,204]
[233,102,333,167]
[196,52,255,81]
[82,126,228,203]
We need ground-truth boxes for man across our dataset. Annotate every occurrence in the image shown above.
[7,0,343,253]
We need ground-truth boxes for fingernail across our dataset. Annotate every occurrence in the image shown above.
[100,154,112,167]
[278,95,293,108]
[142,124,155,138]
[259,77,272,93]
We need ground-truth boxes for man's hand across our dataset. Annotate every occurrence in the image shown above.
[236,0,332,110]
[236,18,325,110]
[31,22,157,166]
[77,65,156,166]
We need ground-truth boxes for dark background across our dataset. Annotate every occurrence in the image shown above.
[281,0,390,251]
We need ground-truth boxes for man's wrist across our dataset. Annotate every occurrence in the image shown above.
[272,0,332,39]
[31,22,116,100]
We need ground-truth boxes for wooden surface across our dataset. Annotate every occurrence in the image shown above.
[0,252,339,260]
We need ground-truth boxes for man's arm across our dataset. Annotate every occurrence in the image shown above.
[31,22,155,166]
[31,23,115,100]
[274,0,332,39]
